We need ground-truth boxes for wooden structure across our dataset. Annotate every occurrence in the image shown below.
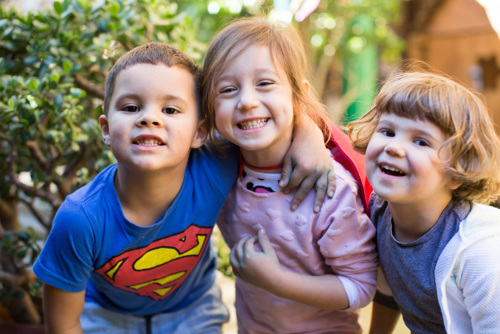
[401,0,500,133]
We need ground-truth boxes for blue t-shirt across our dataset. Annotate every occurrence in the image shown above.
[34,145,239,316]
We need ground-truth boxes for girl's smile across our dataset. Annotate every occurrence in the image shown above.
[213,44,295,167]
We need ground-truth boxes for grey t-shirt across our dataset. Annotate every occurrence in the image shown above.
[370,195,471,334]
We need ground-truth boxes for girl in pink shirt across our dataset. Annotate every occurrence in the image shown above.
[202,18,377,333]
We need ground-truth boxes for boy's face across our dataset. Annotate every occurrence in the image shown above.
[213,44,294,163]
[365,112,458,209]
[100,64,206,173]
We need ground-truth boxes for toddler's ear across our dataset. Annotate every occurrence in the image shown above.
[191,119,208,149]
[448,178,463,191]
[99,115,111,146]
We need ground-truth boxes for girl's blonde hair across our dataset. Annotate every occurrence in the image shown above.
[202,17,330,143]
[347,61,500,204]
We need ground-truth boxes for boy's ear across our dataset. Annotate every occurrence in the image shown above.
[191,119,208,149]
[99,115,111,146]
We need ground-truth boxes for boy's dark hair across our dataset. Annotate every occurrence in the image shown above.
[103,42,202,116]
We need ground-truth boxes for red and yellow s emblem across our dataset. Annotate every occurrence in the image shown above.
[96,225,211,300]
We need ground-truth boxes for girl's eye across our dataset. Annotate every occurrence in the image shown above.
[123,105,140,112]
[163,107,179,115]
[258,80,273,87]
[219,87,236,94]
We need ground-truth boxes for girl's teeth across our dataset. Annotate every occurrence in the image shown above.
[238,119,268,130]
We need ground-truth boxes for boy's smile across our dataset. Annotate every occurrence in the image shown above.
[365,113,455,210]
[100,63,206,173]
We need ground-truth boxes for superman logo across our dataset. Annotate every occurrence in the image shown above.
[96,225,211,300]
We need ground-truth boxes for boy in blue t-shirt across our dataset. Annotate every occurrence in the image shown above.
[34,42,334,333]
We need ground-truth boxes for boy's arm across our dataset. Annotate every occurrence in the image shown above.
[43,283,85,334]
[282,112,335,212]
[230,229,349,310]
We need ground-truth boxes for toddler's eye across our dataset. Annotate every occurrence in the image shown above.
[415,139,430,147]
[123,105,140,112]
[163,107,179,115]
[381,129,395,137]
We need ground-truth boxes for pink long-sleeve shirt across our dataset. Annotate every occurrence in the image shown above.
[217,158,378,334]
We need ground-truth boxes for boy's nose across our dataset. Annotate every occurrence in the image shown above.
[137,110,162,127]
[237,88,259,111]
[384,142,405,157]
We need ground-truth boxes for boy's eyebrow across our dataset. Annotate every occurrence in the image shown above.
[114,93,191,105]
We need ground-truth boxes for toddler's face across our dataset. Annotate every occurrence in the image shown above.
[213,44,295,164]
[365,112,455,208]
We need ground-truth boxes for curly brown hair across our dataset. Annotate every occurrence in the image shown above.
[346,61,500,204]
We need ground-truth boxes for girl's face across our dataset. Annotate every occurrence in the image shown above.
[213,44,295,166]
[365,112,457,209]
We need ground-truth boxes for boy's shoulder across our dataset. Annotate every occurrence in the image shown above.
[63,164,116,210]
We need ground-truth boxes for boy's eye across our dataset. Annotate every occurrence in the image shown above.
[163,107,179,115]
[122,105,140,112]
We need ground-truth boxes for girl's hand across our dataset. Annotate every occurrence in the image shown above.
[281,112,335,212]
[230,229,281,292]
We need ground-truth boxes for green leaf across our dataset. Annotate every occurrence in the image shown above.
[62,59,73,74]
[24,56,38,65]
[109,3,120,16]
[54,1,64,15]
[50,72,60,83]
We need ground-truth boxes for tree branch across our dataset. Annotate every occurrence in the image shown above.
[74,73,105,99]
[25,140,48,171]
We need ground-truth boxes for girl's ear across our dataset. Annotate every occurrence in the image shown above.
[302,79,311,95]
[191,119,208,149]
[99,115,111,146]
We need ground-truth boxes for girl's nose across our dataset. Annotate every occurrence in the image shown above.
[384,142,406,157]
[136,109,162,127]
[237,88,259,111]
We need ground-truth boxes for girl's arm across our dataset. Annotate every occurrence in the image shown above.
[230,229,349,310]
[282,112,335,212]
[43,284,85,334]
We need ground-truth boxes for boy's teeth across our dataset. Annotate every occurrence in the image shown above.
[135,139,162,146]
[238,119,268,130]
